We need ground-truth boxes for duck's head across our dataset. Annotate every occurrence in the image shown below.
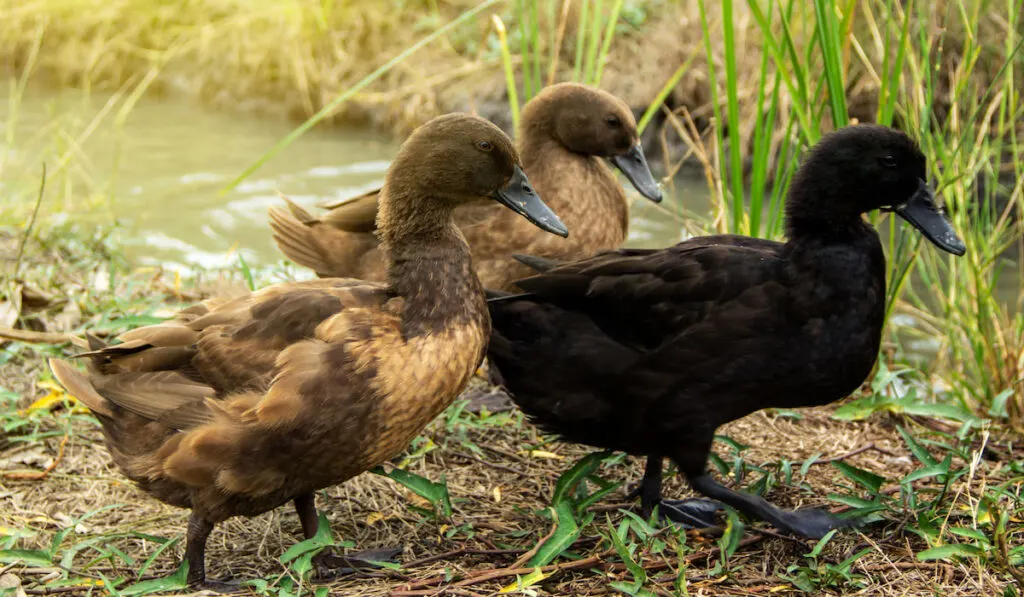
[788,124,966,255]
[522,83,663,203]
[388,113,568,238]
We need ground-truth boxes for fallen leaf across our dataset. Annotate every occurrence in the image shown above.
[0,301,17,328]
[0,447,51,469]
[499,568,549,593]
[405,492,432,508]
[520,450,563,460]
[22,388,77,415]
[0,573,27,597]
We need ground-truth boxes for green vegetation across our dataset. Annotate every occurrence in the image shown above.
[1,0,1023,595]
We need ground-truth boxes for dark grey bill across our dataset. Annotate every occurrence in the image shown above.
[610,143,663,203]
[492,165,569,238]
[891,179,966,256]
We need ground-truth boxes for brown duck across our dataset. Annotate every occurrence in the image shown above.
[269,82,662,291]
[49,113,567,590]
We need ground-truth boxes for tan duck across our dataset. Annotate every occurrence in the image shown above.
[269,82,662,291]
[49,113,567,590]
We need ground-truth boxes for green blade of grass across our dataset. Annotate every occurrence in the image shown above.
[593,0,624,85]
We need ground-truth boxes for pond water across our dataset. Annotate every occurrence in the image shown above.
[1,83,1019,320]
[0,83,706,272]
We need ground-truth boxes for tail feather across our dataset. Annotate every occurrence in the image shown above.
[267,206,335,274]
[281,196,317,225]
[49,358,113,418]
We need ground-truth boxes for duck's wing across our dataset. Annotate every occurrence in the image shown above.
[60,279,394,431]
[270,192,495,280]
[317,187,380,211]
[510,237,785,349]
[488,238,786,447]
[317,191,381,233]
[53,278,416,496]
[313,190,499,232]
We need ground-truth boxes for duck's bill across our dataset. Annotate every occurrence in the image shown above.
[892,180,966,256]
[492,165,569,238]
[610,143,663,203]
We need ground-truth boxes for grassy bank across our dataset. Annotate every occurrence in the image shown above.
[1,1,1023,595]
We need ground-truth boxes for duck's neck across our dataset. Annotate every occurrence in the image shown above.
[377,188,487,337]
[519,134,627,227]
[784,185,874,246]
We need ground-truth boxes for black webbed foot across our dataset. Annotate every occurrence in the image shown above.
[688,473,856,540]
[656,498,722,528]
[311,546,403,579]
[189,577,242,594]
[769,507,855,539]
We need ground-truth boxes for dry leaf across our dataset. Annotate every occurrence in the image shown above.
[0,573,27,597]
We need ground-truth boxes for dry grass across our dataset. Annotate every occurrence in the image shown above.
[2,1,1013,142]
[1,229,1020,596]
[1,378,1016,595]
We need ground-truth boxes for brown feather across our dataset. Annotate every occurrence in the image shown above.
[48,359,113,417]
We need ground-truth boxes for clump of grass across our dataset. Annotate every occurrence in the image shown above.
[675,0,1023,422]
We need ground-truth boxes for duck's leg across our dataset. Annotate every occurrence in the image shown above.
[687,473,851,539]
[184,513,239,593]
[671,441,851,539]
[293,494,402,578]
[636,455,663,519]
[294,493,319,539]
[633,455,721,528]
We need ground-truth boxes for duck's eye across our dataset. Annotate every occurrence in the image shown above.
[606,115,622,129]
[879,155,897,168]
[476,140,494,152]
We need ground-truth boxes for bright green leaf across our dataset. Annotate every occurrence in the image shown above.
[917,544,985,560]
[120,560,189,596]
[527,501,580,567]
[832,461,885,494]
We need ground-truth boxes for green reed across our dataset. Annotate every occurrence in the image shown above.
[694,0,1023,421]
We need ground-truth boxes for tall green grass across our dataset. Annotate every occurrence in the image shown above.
[493,0,631,131]
[689,0,1023,422]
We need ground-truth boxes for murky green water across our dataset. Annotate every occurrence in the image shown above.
[0,83,705,272]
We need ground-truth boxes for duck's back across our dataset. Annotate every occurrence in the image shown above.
[269,144,630,290]
[488,231,886,454]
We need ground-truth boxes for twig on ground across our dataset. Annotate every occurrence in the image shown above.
[401,548,524,570]
[509,515,559,569]
[805,443,896,468]
[2,430,70,481]
[451,451,525,477]
[0,327,89,348]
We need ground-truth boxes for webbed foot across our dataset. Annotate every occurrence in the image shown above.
[656,498,723,528]
[770,508,855,539]
[190,577,242,594]
[311,546,402,579]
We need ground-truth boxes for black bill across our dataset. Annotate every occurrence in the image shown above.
[610,143,663,203]
[492,165,569,238]
[892,179,966,256]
